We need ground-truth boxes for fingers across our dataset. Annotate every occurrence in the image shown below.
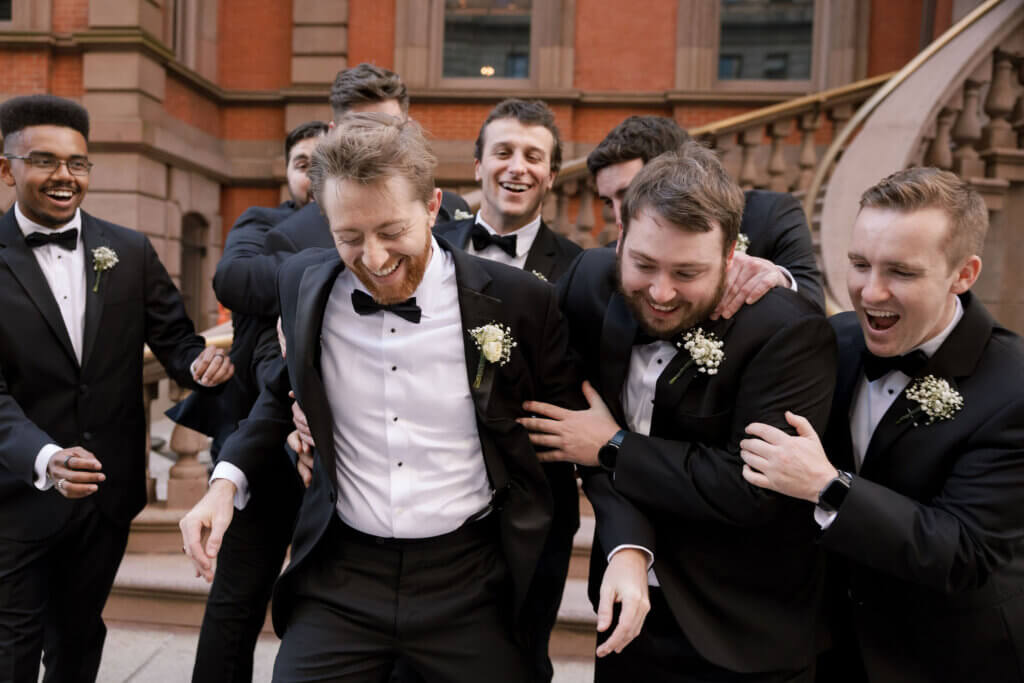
[742,463,772,489]
[276,317,287,359]
[517,415,562,437]
[521,400,569,420]
[286,430,307,455]
[526,432,561,449]
[743,421,787,443]
[786,411,819,441]
[179,514,213,580]
[296,451,314,488]
[49,448,104,498]
[597,591,649,657]
[596,578,615,633]
[739,447,770,473]
[199,351,232,386]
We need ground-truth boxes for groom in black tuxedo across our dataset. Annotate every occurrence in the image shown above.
[521,141,836,681]
[180,113,581,681]
[740,168,1024,683]
[0,95,232,683]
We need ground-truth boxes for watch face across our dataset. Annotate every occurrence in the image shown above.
[598,444,617,470]
[820,477,850,512]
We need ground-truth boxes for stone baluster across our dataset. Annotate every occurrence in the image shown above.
[554,180,575,236]
[792,110,821,192]
[924,106,958,170]
[826,103,855,141]
[952,73,988,178]
[541,190,558,226]
[166,422,210,510]
[737,126,765,190]
[142,379,160,503]
[1013,93,1024,149]
[982,50,1018,150]
[765,119,793,193]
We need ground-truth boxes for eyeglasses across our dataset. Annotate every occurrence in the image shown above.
[3,154,94,176]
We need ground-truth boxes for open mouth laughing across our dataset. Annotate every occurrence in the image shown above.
[865,308,899,331]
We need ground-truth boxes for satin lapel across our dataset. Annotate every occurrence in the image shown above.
[599,292,636,427]
[653,315,736,417]
[448,220,474,250]
[0,211,78,366]
[80,215,106,369]
[451,247,500,417]
[522,222,558,280]
[828,325,866,473]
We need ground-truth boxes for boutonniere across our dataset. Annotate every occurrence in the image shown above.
[896,375,963,426]
[669,327,724,384]
[454,209,474,221]
[531,270,548,282]
[91,246,119,293]
[735,233,751,254]
[468,322,516,389]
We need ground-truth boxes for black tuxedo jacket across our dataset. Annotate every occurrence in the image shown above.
[820,294,1024,682]
[557,247,837,673]
[217,191,471,319]
[433,218,583,283]
[218,237,581,635]
[739,190,823,312]
[0,209,207,540]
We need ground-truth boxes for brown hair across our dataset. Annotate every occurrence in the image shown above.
[328,63,409,120]
[309,113,436,206]
[473,98,562,174]
[619,140,744,254]
[587,115,690,178]
[859,167,987,268]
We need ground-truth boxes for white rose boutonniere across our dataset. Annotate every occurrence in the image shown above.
[669,327,724,384]
[896,375,963,426]
[453,209,474,221]
[91,246,119,293]
[735,233,751,254]
[468,322,516,389]
[531,270,548,282]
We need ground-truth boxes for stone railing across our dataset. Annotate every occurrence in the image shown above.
[814,0,1024,320]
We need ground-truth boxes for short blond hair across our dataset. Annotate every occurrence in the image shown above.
[309,113,436,206]
[859,167,987,268]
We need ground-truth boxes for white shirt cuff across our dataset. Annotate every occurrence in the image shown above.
[211,461,250,510]
[777,265,798,292]
[607,543,654,570]
[814,505,837,529]
[34,444,62,490]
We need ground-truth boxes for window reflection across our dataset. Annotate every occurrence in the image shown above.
[443,0,532,79]
[719,0,813,81]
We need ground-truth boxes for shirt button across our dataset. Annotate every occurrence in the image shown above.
[391,328,396,334]
[391,365,397,372]
[397,462,403,467]
[393,416,398,422]
[657,359,662,365]
[888,389,894,395]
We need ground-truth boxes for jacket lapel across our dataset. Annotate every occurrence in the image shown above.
[0,209,78,366]
[599,292,636,427]
[80,214,106,369]
[522,221,558,280]
[447,219,474,251]
[653,315,736,420]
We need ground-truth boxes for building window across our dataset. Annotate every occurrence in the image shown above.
[0,0,11,21]
[442,0,532,79]
[180,212,208,328]
[718,0,814,81]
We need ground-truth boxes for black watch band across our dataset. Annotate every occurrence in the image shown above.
[598,430,627,471]
[817,470,853,513]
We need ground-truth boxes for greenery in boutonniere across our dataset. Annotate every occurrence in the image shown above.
[735,233,751,254]
[468,322,516,388]
[91,246,119,293]
[669,327,724,384]
[896,375,963,426]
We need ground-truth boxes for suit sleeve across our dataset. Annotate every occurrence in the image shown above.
[0,363,56,485]
[761,194,824,312]
[821,397,1024,593]
[212,209,283,316]
[612,312,837,527]
[141,236,208,390]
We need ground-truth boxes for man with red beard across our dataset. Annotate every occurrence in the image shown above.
[520,141,837,681]
[180,114,582,681]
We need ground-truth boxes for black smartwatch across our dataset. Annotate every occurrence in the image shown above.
[598,430,627,471]
[817,470,853,513]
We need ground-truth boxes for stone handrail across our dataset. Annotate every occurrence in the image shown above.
[815,0,1024,310]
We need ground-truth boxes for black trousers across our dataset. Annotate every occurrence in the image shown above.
[595,588,813,683]
[192,467,303,683]
[0,499,130,683]
[272,515,531,683]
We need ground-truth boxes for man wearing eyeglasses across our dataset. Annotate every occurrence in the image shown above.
[0,94,234,683]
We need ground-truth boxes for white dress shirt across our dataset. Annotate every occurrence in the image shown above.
[16,204,86,490]
[465,212,542,270]
[215,238,493,538]
[815,297,964,528]
[612,338,678,585]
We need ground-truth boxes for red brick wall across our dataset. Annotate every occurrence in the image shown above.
[50,54,83,98]
[575,0,677,91]
[410,103,496,141]
[52,0,89,34]
[868,0,953,76]
[349,0,395,68]
[164,75,221,138]
[0,50,50,95]
[220,187,281,242]
[222,106,285,140]
[217,0,292,89]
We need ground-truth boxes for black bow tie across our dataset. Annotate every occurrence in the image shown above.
[470,224,517,258]
[25,229,78,251]
[634,328,661,346]
[861,349,928,382]
[351,289,422,324]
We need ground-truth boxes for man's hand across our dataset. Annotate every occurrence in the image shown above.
[287,430,314,488]
[277,317,287,359]
[290,391,315,451]
[740,411,838,502]
[179,479,237,582]
[191,346,235,387]
[519,381,619,467]
[596,548,651,657]
[47,447,104,498]
[712,252,791,320]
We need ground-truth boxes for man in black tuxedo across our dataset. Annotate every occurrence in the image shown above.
[587,115,824,316]
[739,168,1024,683]
[434,98,581,283]
[169,119,327,683]
[0,95,233,683]
[521,142,837,681]
[180,114,581,681]
[432,97,581,682]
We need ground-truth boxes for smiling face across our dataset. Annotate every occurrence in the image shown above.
[474,117,556,234]
[595,158,644,228]
[0,124,89,228]
[285,136,319,208]
[617,208,731,339]
[323,173,441,305]
[847,206,980,357]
